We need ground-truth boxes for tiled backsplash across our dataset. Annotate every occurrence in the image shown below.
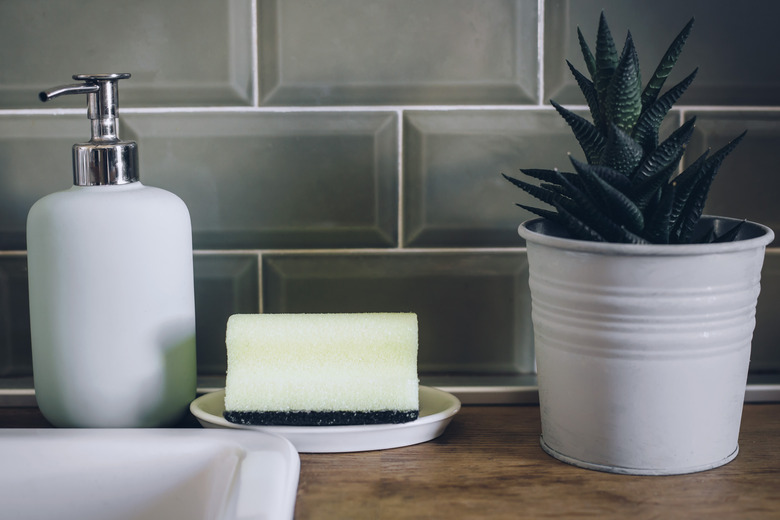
[1,0,779,395]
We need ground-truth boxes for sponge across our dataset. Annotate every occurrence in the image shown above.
[223,313,419,426]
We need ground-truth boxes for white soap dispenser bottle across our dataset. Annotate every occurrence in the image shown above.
[27,74,197,427]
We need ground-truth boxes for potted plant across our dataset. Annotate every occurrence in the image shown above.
[503,13,774,475]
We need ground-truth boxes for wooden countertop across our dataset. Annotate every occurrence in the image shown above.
[2,404,779,519]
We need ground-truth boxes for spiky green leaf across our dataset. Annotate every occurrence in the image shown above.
[553,169,647,243]
[567,60,603,131]
[641,18,695,110]
[632,117,696,184]
[519,168,579,187]
[633,68,698,153]
[644,181,676,243]
[632,162,679,212]
[594,11,619,106]
[605,32,642,134]
[669,149,709,225]
[577,27,598,81]
[696,219,746,243]
[571,156,644,233]
[712,220,746,243]
[568,158,633,193]
[517,204,561,224]
[672,131,747,243]
[550,99,606,164]
[600,123,644,176]
[552,200,607,242]
[674,173,712,244]
[502,173,561,207]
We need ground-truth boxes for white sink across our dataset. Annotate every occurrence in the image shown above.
[0,429,299,520]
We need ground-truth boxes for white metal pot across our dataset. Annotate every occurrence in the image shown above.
[518,216,774,475]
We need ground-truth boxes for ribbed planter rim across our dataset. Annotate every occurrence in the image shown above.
[518,215,774,256]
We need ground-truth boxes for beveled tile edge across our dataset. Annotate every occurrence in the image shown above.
[194,249,264,316]
[536,0,546,106]
[257,0,540,106]
[248,0,261,107]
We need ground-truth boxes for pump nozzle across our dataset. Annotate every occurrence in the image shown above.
[40,73,137,186]
[39,83,99,102]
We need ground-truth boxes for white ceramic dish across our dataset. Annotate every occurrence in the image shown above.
[0,429,299,520]
[190,385,461,453]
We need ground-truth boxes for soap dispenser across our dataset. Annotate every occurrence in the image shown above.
[27,74,196,427]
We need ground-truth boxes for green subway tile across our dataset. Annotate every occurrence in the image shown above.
[0,115,83,250]
[2,112,398,250]
[0,0,252,108]
[685,112,780,240]
[262,251,535,375]
[546,0,780,106]
[404,110,589,247]
[258,0,538,105]
[122,112,398,249]
[0,256,32,377]
[194,254,259,375]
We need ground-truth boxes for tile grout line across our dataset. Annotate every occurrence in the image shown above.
[251,0,260,107]
[397,109,405,249]
[537,0,545,107]
[257,251,264,314]
[249,247,528,255]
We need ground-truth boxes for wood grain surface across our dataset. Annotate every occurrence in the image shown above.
[294,404,780,519]
[3,404,779,519]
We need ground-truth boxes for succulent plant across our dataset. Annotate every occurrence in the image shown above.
[503,13,746,244]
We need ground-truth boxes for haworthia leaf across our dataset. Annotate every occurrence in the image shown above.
[672,131,747,243]
[553,169,644,243]
[633,68,698,153]
[644,181,676,243]
[577,27,598,81]
[520,168,588,198]
[621,227,651,244]
[712,220,746,243]
[641,18,695,110]
[516,204,561,224]
[632,162,679,212]
[567,60,603,131]
[674,172,713,243]
[632,117,696,184]
[571,156,644,233]
[605,31,642,134]
[696,220,746,243]
[550,99,606,164]
[669,149,709,226]
[541,182,577,201]
[595,11,619,106]
[552,199,607,242]
[502,173,561,207]
[519,168,579,187]
[569,158,633,194]
[600,123,644,176]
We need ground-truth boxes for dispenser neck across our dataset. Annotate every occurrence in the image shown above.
[80,73,121,142]
[40,74,138,186]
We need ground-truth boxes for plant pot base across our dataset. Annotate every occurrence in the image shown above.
[540,436,739,476]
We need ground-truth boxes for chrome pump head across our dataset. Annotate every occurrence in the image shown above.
[40,73,138,186]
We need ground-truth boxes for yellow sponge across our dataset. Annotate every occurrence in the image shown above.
[223,313,419,426]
